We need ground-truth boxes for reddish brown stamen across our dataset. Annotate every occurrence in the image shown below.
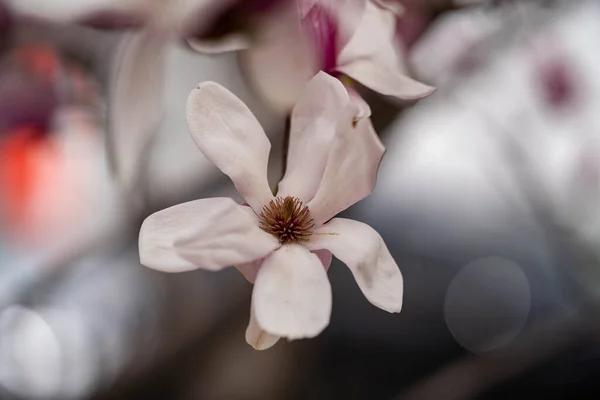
[258,196,314,244]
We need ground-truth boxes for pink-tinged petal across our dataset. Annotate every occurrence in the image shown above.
[308,115,385,226]
[139,197,279,273]
[335,1,435,100]
[302,2,338,73]
[336,1,398,69]
[245,309,280,350]
[109,30,169,190]
[338,59,435,100]
[315,0,367,50]
[187,34,250,54]
[312,249,333,271]
[253,244,332,339]
[186,82,274,212]
[240,2,320,112]
[307,218,403,312]
[235,257,265,283]
[277,72,349,202]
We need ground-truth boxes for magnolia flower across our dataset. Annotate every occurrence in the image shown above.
[190,0,435,111]
[139,72,404,349]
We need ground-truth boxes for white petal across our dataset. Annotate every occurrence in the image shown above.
[109,30,169,191]
[336,0,434,100]
[139,197,279,273]
[307,218,403,312]
[308,115,385,226]
[253,245,332,339]
[240,2,320,112]
[186,82,274,212]
[187,34,250,54]
[245,309,280,350]
[277,72,349,202]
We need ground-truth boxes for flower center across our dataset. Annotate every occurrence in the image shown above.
[258,196,314,244]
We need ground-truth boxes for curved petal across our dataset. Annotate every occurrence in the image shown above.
[335,0,434,100]
[277,72,349,202]
[338,59,435,100]
[245,309,280,350]
[187,34,250,54]
[307,115,385,226]
[186,82,274,212]
[336,1,398,69]
[253,244,332,339]
[306,218,403,312]
[109,30,169,190]
[139,197,279,273]
[240,2,319,112]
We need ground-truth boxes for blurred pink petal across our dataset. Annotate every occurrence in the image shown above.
[186,82,274,212]
[110,30,168,190]
[321,0,367,50]
[253,244,332,339]
[336,1,434,100]
[241,2,319,112]
[307,218,403,312]
[278,72,349,202]
[302,1,339,73]
[139,197,279,273]
[308,112,385,226]
[246,309,280,350]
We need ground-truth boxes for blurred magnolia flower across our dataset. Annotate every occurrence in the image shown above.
[189,0,435,112]
[139,72,404,350]
[4,0,283,192]
[81,0,282,192]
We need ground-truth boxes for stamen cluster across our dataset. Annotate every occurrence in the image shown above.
[258,196,315,244]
